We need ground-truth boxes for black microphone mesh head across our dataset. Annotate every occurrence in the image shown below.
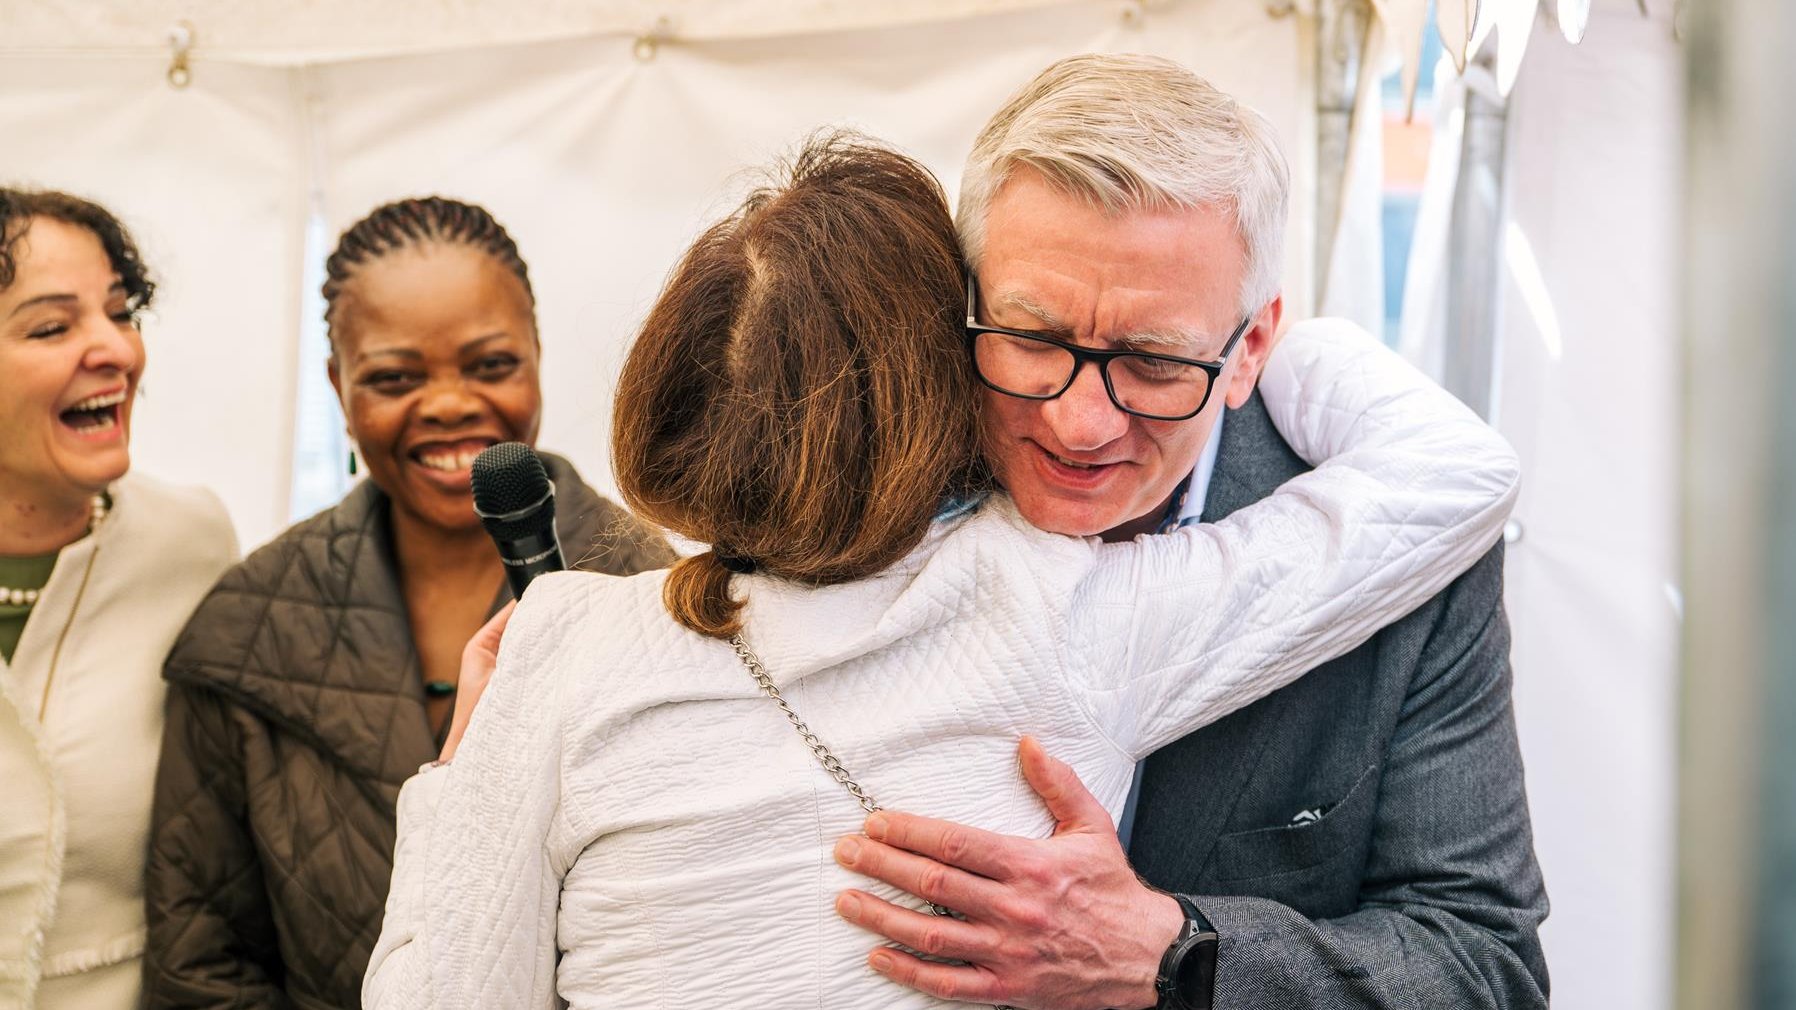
[471,442,551,517]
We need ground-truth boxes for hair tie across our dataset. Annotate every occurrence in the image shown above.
[715,550,757,575]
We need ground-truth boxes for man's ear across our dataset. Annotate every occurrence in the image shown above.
[1223,294,1284,410]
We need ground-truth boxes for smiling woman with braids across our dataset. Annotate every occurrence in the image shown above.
[0,189,237,1010]
[141,197,672,1010]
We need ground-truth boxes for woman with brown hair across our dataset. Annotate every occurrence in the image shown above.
[0,189,238,1010]
[141,197,673,1010]
[363,135,1517,1009]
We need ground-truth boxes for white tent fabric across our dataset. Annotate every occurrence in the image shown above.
[1496,9,1679,1004]
[1399,4,1680,1007]
[5,0,1103,63]
[1,0,1315,547]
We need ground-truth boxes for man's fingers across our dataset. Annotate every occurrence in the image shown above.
[835,890,993,962]
[1018,735,1112,832]
[835,836,1011,915]
[862,810,1021,881]
[866,948,1006,1005]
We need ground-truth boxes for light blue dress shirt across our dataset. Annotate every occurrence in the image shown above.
[1114,410,1225,851]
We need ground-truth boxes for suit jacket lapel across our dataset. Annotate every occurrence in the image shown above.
[1198,390,1306,525]
[1127,391,1311,885]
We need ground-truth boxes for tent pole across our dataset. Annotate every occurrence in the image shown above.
[1440,45,1508,421]
[1313,0,1369,300]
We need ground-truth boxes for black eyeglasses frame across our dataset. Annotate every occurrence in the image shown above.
[962,273,1253,423]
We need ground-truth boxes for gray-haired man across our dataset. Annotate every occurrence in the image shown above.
[832,54,1550,1010]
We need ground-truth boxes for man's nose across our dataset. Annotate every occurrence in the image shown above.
[1040,360,1129,452]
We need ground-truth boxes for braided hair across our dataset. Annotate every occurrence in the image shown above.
[321,196,534,346]
[0,188,155,310]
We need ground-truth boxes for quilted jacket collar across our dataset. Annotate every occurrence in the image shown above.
[162,452,629,786]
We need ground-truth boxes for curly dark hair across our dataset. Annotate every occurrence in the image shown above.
[0,188,156,309]
[321,196,533,347]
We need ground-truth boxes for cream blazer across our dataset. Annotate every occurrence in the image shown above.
[0,473,237,1010]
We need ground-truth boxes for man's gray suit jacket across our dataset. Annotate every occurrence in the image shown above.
[1127,391,1551,1008]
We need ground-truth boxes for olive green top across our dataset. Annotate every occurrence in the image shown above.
[0,552,59,665]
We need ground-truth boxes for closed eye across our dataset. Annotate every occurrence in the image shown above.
[1116,354,1198,382]
[468,354,520,380]
[362,370,420,392]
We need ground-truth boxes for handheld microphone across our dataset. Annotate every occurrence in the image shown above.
[471,443,566,599]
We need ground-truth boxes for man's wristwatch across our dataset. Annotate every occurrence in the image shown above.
[1152,893,1218,1010]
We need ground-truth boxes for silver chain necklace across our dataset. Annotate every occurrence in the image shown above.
[729,633,1016,1010]
[728,633,953,918]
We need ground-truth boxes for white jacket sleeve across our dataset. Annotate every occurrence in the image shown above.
[1068,318,1520,760]
[363,574,591,1010]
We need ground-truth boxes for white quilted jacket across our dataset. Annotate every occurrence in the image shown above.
[364,320,1519,1010]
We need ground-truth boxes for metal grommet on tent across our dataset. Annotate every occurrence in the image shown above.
[166,20,194,89]
[634,17,673,62]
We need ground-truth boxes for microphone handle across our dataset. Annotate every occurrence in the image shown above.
[495,525,566,599]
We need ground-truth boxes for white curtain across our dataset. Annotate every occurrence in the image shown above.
[1399,4,1680,1007]
[1316,9,1386,335]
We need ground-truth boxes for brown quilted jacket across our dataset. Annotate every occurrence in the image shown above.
[142,454,673,1010]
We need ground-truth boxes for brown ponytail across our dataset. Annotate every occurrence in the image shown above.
[612,132,986,638]
[660,552,744,638]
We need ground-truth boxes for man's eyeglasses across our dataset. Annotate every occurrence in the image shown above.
[963,274,1251,422]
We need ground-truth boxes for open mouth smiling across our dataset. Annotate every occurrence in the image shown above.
[1029,440,1131,491]
[1049,451,1105,470]
[407,438,500,478]
[59,388,127,435]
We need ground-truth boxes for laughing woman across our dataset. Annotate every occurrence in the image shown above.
[141,198,674,1010]
[0,190,238,1009]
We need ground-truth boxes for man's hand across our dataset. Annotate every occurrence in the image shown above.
[438,601,516,763]
[832,737,1184,1010]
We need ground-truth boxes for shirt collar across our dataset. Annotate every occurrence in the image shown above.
[1157,410,1227,533]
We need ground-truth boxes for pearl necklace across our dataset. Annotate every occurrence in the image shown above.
[0,494,109,608]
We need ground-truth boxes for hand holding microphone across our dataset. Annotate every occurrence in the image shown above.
[440,443,565,762]
[439,600,516,763]
[471,442,566,600]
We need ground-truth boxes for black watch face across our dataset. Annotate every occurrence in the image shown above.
[1173,935,1218,1008]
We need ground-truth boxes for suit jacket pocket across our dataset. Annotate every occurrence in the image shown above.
[1204,762,1379,884]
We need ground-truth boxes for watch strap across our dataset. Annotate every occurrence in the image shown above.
[1153,894,1218,1010]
